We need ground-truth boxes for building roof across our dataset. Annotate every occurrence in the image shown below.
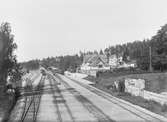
[83,54,108,66]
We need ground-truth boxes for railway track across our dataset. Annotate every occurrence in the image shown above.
[47,74,75,122]
[56,74,166,122]
[50,73,114,122]
[20,75,45,122]
[18,72,42,95]
[63,82,113,122]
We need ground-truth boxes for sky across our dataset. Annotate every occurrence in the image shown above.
[0,0,167,62]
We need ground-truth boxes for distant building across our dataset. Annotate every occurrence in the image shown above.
[108,54,125,68]
[80,54,110,71]
[80,54,137,76]
[108,54,118,68]
[118,60,137,68]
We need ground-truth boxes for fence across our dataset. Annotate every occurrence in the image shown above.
[125,78,167,105]
[143,90,167,105]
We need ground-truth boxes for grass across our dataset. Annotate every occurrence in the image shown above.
[84,71,167,117]
[92,83,167,117]
[85,72,167,93]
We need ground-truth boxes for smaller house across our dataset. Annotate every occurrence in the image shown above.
[118,60,137,68]
[108,54,118,68]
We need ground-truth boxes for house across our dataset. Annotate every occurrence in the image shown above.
[108,54,125,68]
[81,54,127,71]
[108,54,118,68]
[126,60,137,68]
[80,54,137,76]
[80,54,110,71]
[80,54,110,76]
[118,60,137,68]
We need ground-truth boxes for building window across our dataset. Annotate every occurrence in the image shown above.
[98,64,103,68]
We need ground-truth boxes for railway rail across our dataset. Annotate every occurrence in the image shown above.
[12,70,167,122]
[62,81,113,122]
[47,74,75,122]
[55,74,166,122]
[20,75,45,122]
[50,73,113,122]
[17,72,42,95]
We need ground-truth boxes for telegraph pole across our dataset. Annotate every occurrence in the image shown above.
[149,46,153,72]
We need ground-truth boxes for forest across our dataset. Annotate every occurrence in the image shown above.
[23,23,167,73]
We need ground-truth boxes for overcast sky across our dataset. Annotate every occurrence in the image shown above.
[0,0,167,61]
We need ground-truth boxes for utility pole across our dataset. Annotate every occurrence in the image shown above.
[149,46,153,72]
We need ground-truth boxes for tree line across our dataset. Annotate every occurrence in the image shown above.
[20,60,40,71]
[40,55,83,72]
[39,23,167,72]
[104,24,167,71]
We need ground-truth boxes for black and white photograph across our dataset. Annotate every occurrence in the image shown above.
[1,0,167,121]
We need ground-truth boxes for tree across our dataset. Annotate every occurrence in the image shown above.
[0,22,22,85]
[21,60,40,70]
[150,24,167,71]
[122,47,129,62]
[99,49,104,55]
[93,50,98,54]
